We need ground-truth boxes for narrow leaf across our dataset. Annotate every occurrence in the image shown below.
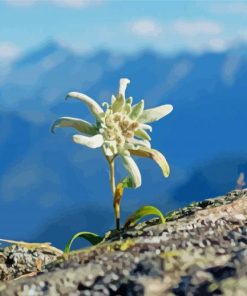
[124,98,132,114]
[121,176,134,188]
[112,94,125,113]
[51,117,97,135]
[126,97,133,105]
[129,147,170,177]
[124,205,166,228]
[129,100,144,120]
[111,95,116,104]
[64,232,103,253]
[124,103,131,114]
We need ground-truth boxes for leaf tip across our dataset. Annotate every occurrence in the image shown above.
[72,135,79,143]
[65,92,74,101]
[166,104,173,115]
[50,123,57,134]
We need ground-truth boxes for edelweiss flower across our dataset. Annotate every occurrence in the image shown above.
[51,78,173,188]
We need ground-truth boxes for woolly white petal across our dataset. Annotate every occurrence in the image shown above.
[129,147,170,178]
[118,78,130,98]
[128,138,151,148]
[73,134,104,149]
[66,92,104,119]
[139,104,173,123]
[51,117,97,135]
[134,128,151,141]
[139,123,152,132]
[120,154,141,188]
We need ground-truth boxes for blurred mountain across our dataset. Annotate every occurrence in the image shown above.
[0,40,246,247]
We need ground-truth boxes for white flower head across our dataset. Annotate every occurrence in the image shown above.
[51,78,173,188]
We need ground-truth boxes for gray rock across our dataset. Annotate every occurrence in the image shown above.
[1,189,247,295]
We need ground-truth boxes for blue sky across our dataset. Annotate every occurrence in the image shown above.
[1,0,247,60]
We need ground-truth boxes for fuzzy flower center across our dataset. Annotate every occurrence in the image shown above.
[102,112,139,146]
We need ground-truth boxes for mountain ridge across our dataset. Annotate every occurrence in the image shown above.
[0,40,246,247]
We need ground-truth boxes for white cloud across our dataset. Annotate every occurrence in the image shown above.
[5,0,104,8]
[0,42,20,60]
[207,38,228,52]
[174,20,222,36]
[186,38,229,54]
[130,19,162,38]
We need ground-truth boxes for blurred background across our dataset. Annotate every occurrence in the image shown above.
[0,0,246,249]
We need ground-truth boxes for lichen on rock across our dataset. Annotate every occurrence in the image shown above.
[1,189,247,295]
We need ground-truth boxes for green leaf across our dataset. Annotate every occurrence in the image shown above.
[121,176,134,188]
[126,97,133,105]
[124,98,133,114]
[111,95,116,104]
[112,94,125,113]
[124,103,131,114]
[124,205,166,228]
[64,232,103,253]
[129,100,144,120]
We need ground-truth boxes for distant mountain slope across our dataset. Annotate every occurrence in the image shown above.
[0,41,246,246]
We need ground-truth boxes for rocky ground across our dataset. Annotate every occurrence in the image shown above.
[1,189,247,295]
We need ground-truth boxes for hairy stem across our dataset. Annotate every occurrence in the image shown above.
[109,159,116,196]
[106,154,120,230]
